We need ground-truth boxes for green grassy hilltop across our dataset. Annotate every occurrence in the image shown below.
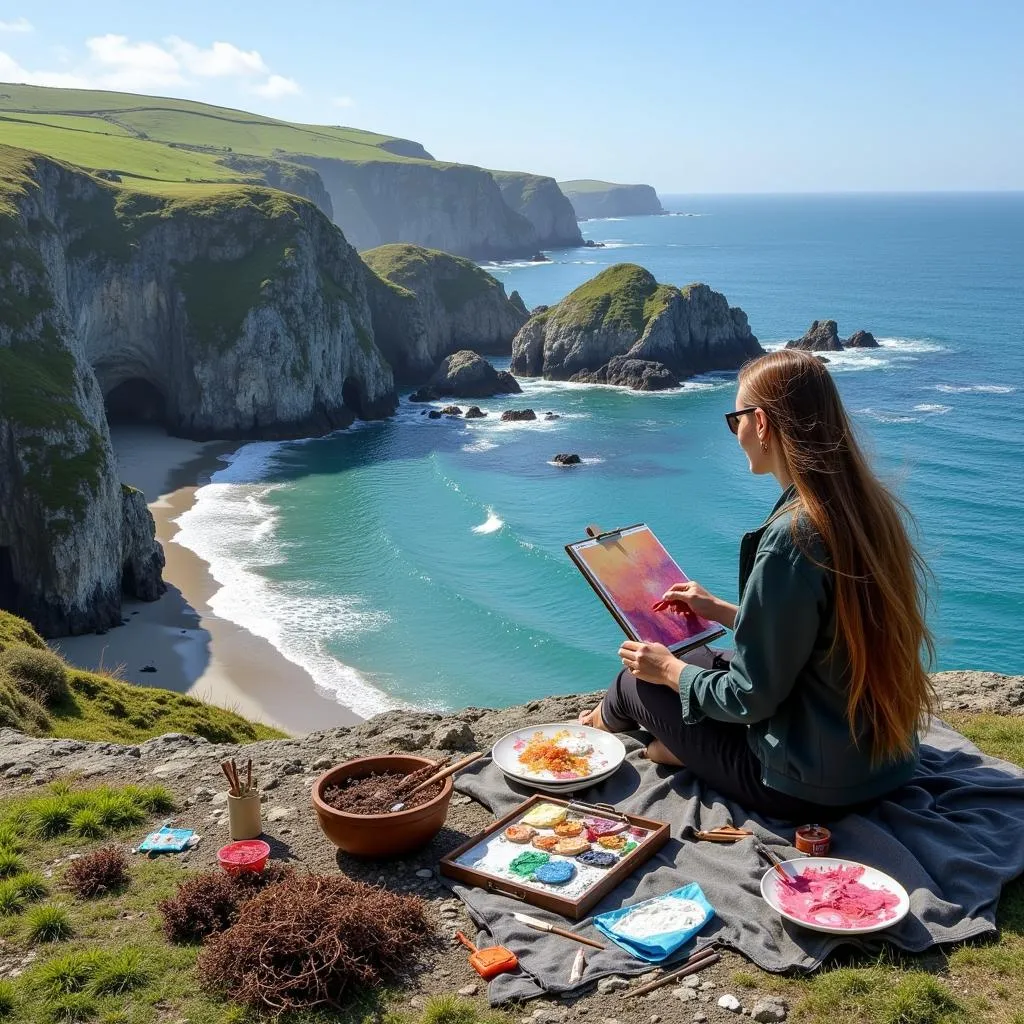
[0,83,433,190]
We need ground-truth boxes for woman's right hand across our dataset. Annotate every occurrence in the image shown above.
[653,581,722,622]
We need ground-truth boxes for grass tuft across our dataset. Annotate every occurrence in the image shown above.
[25,903,74,943]
[0,980,15,1017]
[0,880,24,916]
[0,850,25,878]
[68,809,104,839]
[30,797,73,839]
[10,871,48,901]
[45,993,98,1024]
[419,994,482,1024]
[88,948,149,996]
[32,950,105,997]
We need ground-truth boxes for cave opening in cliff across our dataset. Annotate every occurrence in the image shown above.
[341,376,366,419]
[104,378,167,427]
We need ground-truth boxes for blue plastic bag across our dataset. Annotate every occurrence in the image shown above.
[593,882,715,962]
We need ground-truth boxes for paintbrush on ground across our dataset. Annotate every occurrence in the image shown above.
[512,912,605,950]
[621,945,719,998]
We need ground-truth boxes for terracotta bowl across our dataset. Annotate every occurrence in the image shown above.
[311,755,453,858]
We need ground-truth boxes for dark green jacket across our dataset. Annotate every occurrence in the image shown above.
[677,486,918,806]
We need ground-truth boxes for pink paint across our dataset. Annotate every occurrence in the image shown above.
[776,864,900,929]
[584,817,628,841]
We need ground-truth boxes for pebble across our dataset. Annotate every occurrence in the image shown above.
[262,776,280,791]
[672,987,697,1002]
[458,983,478,997]
[649,1016,662,1023]
[693,1015,707,1024]
[683,976,701,989]
[718,994,742,1013]
[415,868,433,879]
[265,806,298,823]
[750,996,788,1022]
[597,976,630,995]
[700,981,716,990]
[311,757,334,771]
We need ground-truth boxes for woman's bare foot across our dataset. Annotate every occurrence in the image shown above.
[578,704,610,731]
[643,739,684,767]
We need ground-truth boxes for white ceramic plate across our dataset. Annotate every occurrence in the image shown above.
[501,762,621,795]
[491,722,626,785]
[760,857,910,935]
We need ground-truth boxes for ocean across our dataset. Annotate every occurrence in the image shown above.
[174,193,1024,718]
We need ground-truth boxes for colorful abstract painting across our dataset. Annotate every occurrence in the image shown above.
[570,526,721,650]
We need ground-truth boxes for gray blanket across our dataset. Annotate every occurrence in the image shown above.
[448,720,1024,1005]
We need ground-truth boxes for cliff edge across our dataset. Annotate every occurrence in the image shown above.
[362,244,527,380]
[559,179,665,219]
[0,145,396,635]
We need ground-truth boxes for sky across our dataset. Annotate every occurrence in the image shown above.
[1,1,1022,193]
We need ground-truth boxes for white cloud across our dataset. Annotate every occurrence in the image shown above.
[0,51,90,88]
[167,37,267,78]
[0,33,301,99]
[332,95,355,108]
[0,17,32,33]
[252,74,300,98]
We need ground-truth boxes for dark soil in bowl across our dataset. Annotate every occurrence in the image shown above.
[322,770,443,814]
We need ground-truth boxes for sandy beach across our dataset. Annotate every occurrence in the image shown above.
[50,426,361,735]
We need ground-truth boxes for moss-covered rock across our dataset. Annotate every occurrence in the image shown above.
[362,243,527,380]
[510,263,763,388]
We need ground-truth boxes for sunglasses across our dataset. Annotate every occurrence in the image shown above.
[724,406,757,434]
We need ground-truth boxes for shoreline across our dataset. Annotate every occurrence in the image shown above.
[50,427,361,736]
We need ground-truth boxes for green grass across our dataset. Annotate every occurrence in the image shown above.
[0,611,284,744]
[537,262,676,336]
[949,714,1024,766]
[0,850,25,877]
[0,980,15,1016]
[363,243,499,314]
[26,904,74,943]
[558,178,646,192]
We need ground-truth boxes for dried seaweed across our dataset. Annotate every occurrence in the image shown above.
[198,874,431,1014]
[64,846,130,898]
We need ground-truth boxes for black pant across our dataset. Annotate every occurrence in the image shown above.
[601,668,848,822]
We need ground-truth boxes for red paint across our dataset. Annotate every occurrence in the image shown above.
[217,840,270,875]
[776,864,899,929]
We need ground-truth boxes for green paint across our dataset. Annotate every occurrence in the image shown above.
[509,851,549,878]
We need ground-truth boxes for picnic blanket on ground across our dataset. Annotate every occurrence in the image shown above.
[448,719,1024,1005]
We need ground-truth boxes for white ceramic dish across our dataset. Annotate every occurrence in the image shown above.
[510,763,621,795]
[760,856,910,935]
[491,722,626,786]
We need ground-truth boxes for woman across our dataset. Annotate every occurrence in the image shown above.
[580,349,935,820]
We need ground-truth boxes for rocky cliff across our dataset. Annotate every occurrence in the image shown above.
[362,244,527,380]
[0,146,397,635]
[217,154,334,220]
[511,264,763,389]
[284,156,540,259]
[490,172,584,248]
[786,320,881,352]
[558,180,665,219]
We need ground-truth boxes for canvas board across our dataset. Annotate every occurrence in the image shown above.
[566,524,726,656]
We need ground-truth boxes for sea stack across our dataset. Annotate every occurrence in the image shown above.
[510,264,763,390]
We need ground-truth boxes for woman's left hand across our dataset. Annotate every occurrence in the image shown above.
[618,641,682,689]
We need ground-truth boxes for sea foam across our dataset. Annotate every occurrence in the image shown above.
[472,509,504,534]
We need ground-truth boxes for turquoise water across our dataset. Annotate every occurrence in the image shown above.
[175,194,1024,717]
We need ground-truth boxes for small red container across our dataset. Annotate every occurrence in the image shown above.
[795,824,832,856]
[217,839,270,875]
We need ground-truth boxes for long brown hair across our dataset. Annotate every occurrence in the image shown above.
[738,349,935,760]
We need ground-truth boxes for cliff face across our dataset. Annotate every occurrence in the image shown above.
[362,244,527,380]
[217,155,334,220]
[285,157,539,259]
[491,172,583,248]
[558,180,665,220]
[510,264,762,388]
[0,147,397,635]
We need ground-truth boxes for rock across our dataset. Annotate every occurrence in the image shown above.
[845,329,879,349]
[415,868,433,879]
[363,246,528,380]
[528,252,551,263]
[683,976,701,989]
[544,412,560,420]
[265,806,298,823]
[427,350,522,399]
[649,1016,662,1023]
[718,994,742,1013]
[261,775,280,790]
[700,981,716,991]
[751,997,788,1022]
[693,1015,707,1023]
[552,453,581,466]
[494,173,583,248]
[500,409,537,421]
[191,788,214,803]
[817,355,830,364]
[597,976,630,995]
[464,406,487,418]
[120,486,166,602]
[508,290,529,317]
[428,410,444,419]
[785,319,843,352]
[385,729,430,751]
[559,181,665,220]
[511,266,761,388]
[458,983,479,997]
[932,671,1024,716]
[139,665,157,673]
[310,757,334,771]
[570,356,680,391]
[431,721,476,751]
[409,387,439,402]
[439,405,464,417]
[673,987,698,1002]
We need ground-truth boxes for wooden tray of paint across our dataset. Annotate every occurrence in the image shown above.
[439,794,670,920]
